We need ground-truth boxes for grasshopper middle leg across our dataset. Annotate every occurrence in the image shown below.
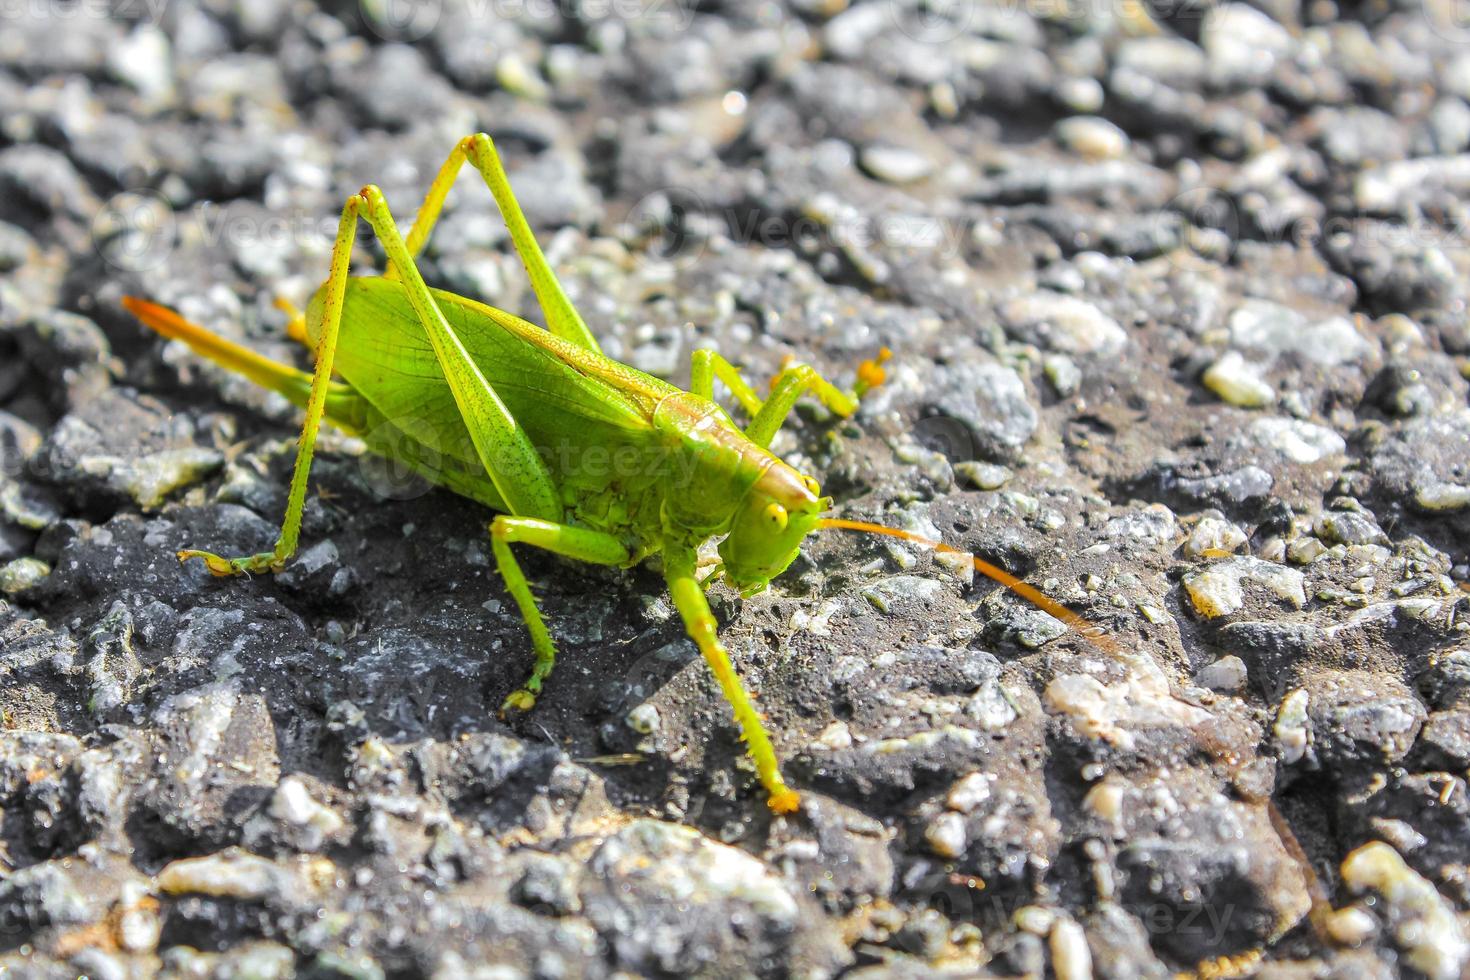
[489,516,630,713]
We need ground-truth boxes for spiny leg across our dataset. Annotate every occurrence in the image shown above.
[663,544,799,814]
[174,196,363,576]
[175,180,566,575]
[307,188,588,711]
[489,516,630,713]
[388,133,601,353]
[689,348,890,450]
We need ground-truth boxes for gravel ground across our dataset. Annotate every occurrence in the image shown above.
[3,0,1470,977]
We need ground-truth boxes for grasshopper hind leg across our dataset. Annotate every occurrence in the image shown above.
[390,133,602,354]
[127,196,367,578]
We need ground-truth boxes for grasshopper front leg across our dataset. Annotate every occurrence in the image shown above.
[663,544,799,814]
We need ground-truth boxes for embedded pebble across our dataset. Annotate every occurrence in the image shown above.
[0,556,48,594]
[1202,4,1295,87]
[1196,655,1248,693]
[157,850,295,901]
[1183,556,1306,618]
[1341,842,1470,980]
[1249,417,1347,464]
[1287,536,1327,564]
[626,703,661,734]
[1414,483,1470,511]
[1055,116,1130,160]
[924,811,968,859]
[813,720,853,751]
[264,776,344,849]
[1324,905,1378,946]
[1050,916,1092,980]
[954,461,1013,490]
[1227,302,1373,367]
[945,772,992,813]
[1183,516,1248,558]
[1275,689,1313,764]
[1043,354,1082,396]
[1202,351,1275,408]
[1315,511,1387,547]
[858,143,935,184]
[927,360,1039,462]
[1000,293,1128,356]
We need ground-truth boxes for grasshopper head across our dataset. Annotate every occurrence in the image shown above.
[719,464,827,598]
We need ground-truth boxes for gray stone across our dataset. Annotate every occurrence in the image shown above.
[925,359,1039,462]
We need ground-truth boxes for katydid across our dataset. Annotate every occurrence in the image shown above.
[122,133,1103,814]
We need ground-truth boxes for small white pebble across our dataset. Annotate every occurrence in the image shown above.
[946,772,992,813]
[1015,905,1057,935]
[1275,689,1312,764]
[1195,655,1248,693]
[1184,517,1248,558]
[1325,905,1378,946]
[1055,116,1130,160]
[1082,781,1125,822]
[1202,351,1275,407]
[813,720,853,751]
[1050,916,1093,980]
[924,811,967,859]
[1287,536,1326,564]
[626,703,661,734]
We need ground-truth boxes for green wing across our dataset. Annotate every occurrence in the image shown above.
[322,277,670,481]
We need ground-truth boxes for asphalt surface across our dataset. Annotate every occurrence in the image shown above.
[2,0,1470,977]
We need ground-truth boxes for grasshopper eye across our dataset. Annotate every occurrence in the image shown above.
[763,502,788,532]
[801,475,820,495]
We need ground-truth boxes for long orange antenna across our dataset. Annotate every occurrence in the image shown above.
[819,517,1117,654]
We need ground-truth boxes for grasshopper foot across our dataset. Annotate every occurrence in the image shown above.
[499,688,538,715]
[767,788,801,815]
[854,347,892,399]
[178,549,283,577]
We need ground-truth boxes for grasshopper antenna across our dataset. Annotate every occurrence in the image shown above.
[819,517,1117,654]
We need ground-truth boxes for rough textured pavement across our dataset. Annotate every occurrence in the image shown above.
[3,0,1470,977]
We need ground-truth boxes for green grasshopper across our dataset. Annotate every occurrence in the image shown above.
[124,133,1097,813]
